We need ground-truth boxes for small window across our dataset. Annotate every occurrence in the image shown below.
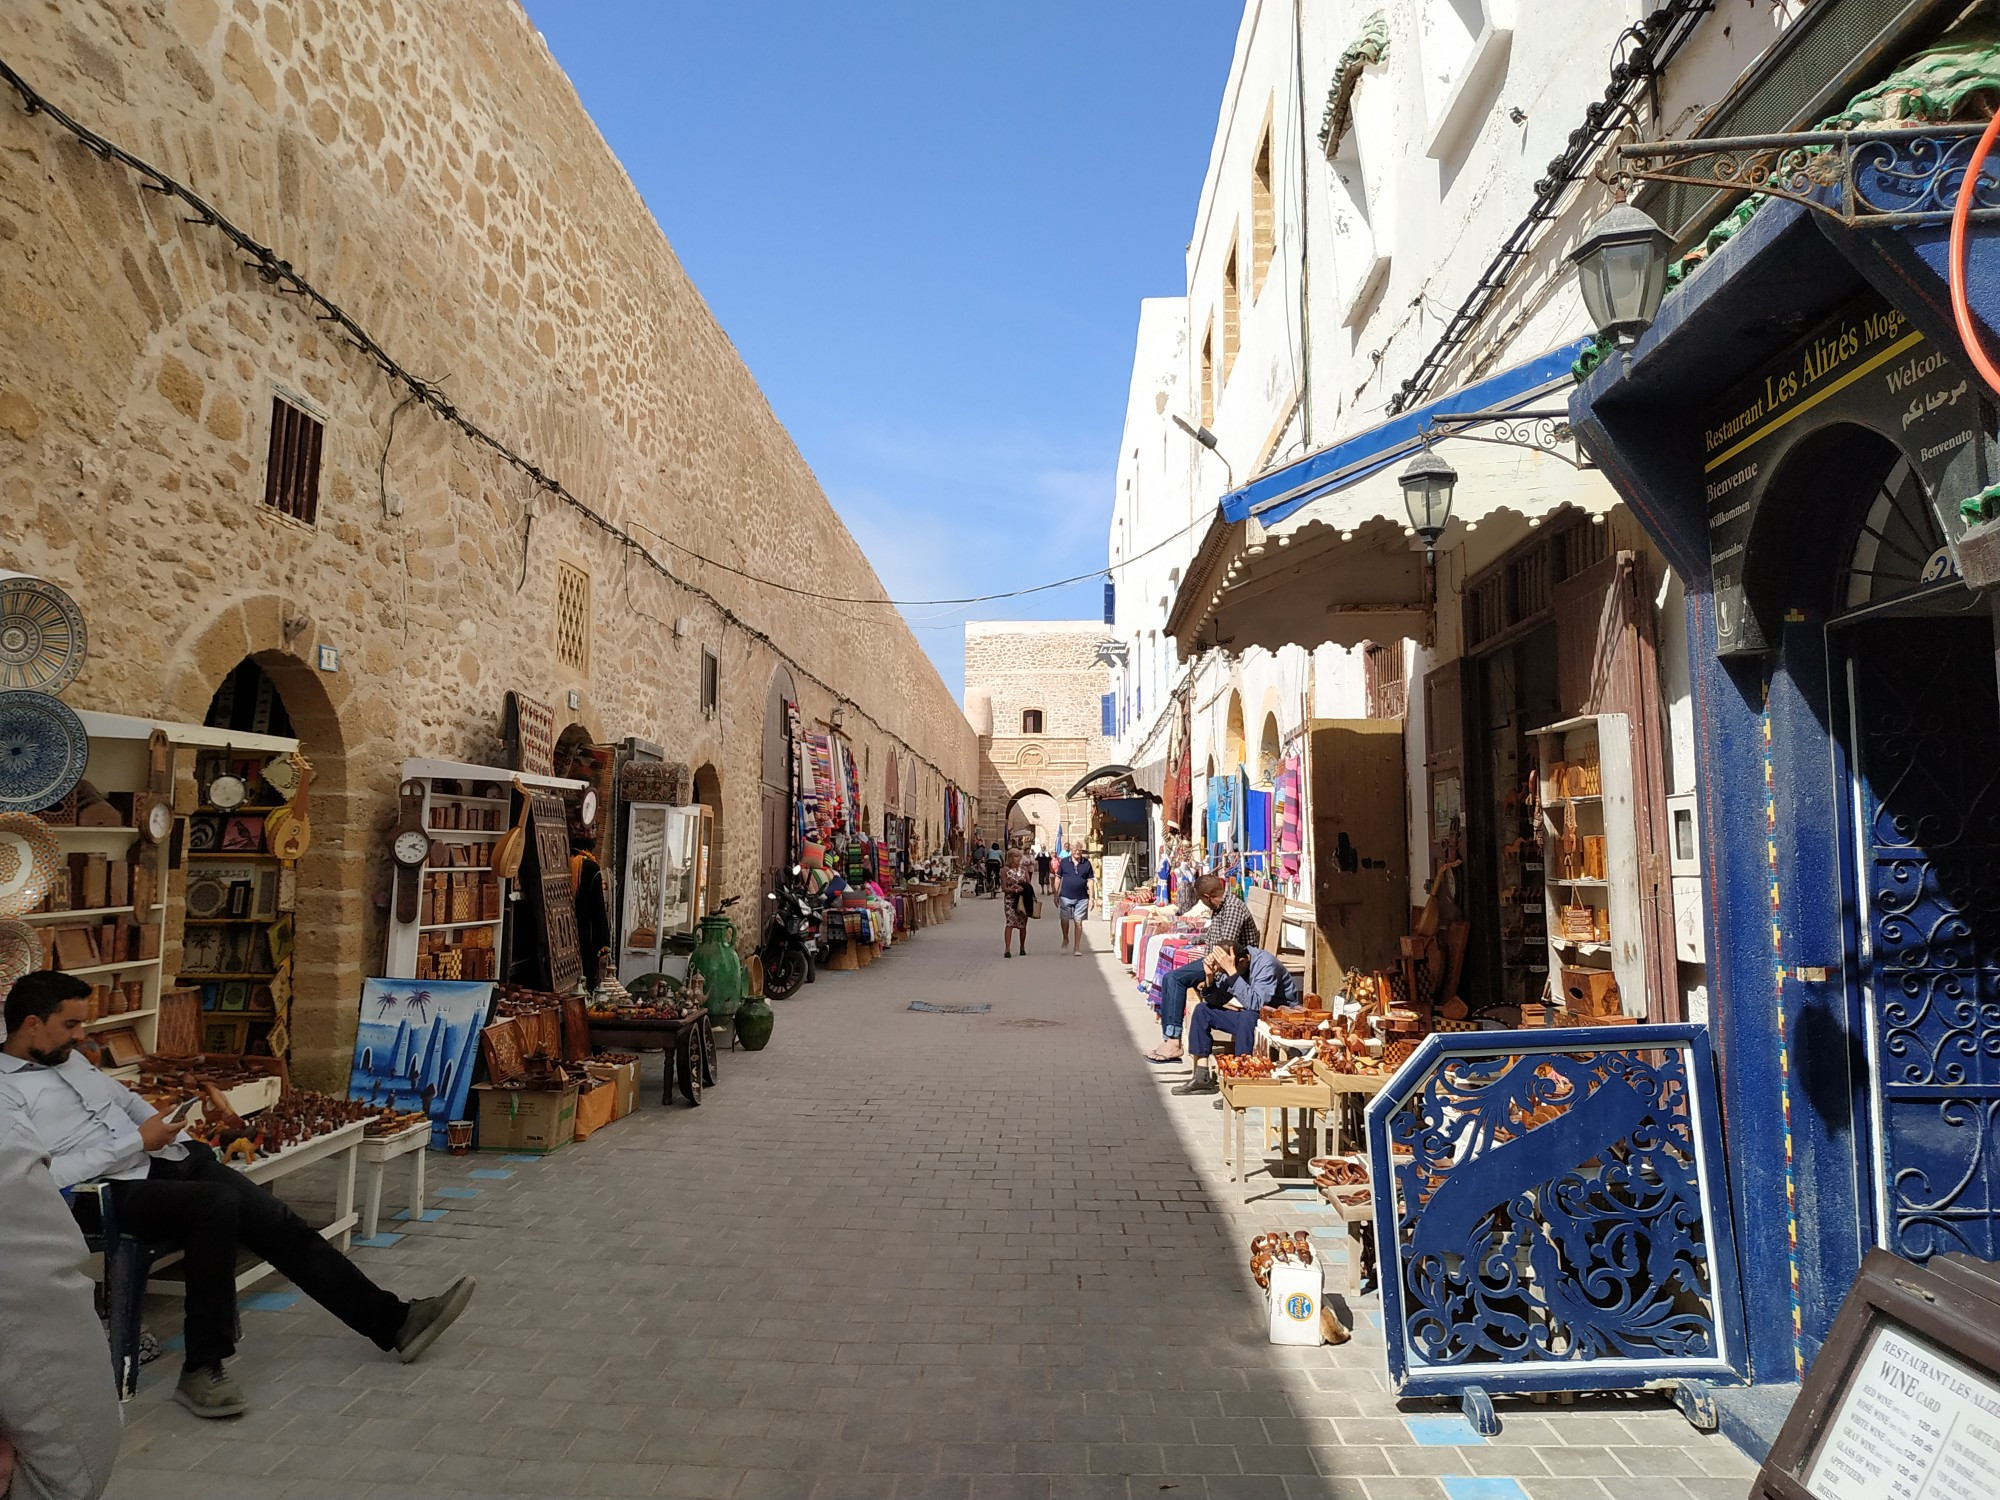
[1251,121,1274,297]
[700,647,719,718]
[1222,239,1241,385]
[554,562,591,671]
[1021,709,1044,735]
[1200,322,1215,427]
[262,395,324,525]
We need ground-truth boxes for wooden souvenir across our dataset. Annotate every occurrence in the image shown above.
[155,986,202,1056]
[264,755,313,862]
[479,1015,526,1085]
[52,926,96,969]
[221,815,263,853]
[491,780,531,880]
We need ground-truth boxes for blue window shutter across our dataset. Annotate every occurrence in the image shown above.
[1101,693,1116,737]
[1103,581,1116,625]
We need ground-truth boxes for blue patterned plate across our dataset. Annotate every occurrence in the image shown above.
[0,690,89,813]
[0,574,87,694]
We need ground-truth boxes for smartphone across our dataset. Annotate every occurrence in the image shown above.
[162,1096,202,1126]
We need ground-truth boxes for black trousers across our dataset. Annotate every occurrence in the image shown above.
[89,1143,407,1369]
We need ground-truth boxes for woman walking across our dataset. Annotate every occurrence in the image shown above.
[1000,845,1034,957]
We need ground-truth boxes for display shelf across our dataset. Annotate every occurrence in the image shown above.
[384,758,583,981]
[21,904,135,923]
[83,1007,158,1030]
[59,958,157,978]
[54,827,140,844]
[1534,713,1645,1022]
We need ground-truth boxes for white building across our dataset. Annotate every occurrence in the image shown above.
[1110,0,1804,1016]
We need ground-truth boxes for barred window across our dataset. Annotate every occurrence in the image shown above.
[555,562,591,671]
[701,647,719,718]
[262,396,323,525]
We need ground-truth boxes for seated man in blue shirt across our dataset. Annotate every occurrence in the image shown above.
[0,972,476,1421]
[1171,940,1303,1096]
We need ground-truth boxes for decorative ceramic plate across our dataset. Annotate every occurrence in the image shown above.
[0,811,61,917]
[0,575,87,694]
[0,918,37,995]
[0,691,89,814]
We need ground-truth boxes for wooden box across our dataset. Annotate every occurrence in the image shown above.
[1560,967,1620,1016]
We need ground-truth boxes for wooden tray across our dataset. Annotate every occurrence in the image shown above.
[1219,1075,1333,1111]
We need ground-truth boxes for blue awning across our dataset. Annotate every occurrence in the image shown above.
[1219,339,1594,527]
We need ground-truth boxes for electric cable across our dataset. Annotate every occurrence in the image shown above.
[1948,108,2000,397]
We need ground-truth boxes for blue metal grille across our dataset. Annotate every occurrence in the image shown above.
[1367,1025,1744,1397]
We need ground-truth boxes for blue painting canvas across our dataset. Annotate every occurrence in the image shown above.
[347,979,493,1149]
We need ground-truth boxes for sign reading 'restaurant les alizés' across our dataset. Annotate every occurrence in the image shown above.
[1698,289,1982,656]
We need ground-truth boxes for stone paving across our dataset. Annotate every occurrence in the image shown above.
[101,904,1760,1499]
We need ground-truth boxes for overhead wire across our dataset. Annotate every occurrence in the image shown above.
[0,54,995,788]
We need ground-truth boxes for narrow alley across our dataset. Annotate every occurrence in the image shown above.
[101,913,1756,1500]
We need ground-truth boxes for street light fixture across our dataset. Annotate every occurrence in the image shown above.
[1398,446,1458,560]
[1567,203,1675,344]
[1170,413,1235,489]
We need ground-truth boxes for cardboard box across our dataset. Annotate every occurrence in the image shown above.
[572,1079,617,1142]
[474,1083,576,1153]
[585,1058,638,1119]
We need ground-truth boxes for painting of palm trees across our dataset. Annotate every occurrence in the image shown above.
[348,979,493,1148]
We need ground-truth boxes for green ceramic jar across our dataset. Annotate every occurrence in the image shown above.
[689,913,744,1024]
[734,993,774,1051]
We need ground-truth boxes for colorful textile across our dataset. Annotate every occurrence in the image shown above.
[1276,752,1304,884]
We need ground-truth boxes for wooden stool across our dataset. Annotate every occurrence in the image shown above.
[1324,1183,1377,1296]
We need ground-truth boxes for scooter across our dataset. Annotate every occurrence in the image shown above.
[758,868,820,1000]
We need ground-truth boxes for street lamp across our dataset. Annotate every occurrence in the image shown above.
[1567,203,1675,344]
[1398,446,1458,560]
[1170,414,1235,489]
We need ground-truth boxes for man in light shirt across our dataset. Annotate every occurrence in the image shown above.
[0,972,475,1421]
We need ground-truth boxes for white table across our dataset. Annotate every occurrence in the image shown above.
[147,1119,367,1295]
[357,1121,431,1239]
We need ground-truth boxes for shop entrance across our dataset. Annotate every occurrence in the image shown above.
[761,667,797,917]
[1840,605,2000,1262]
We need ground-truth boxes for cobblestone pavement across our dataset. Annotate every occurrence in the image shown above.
[102,906,1759,1499]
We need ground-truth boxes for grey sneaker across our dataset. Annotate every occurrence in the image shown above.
[394,1275,475,1363]
[174,1362,248,1419]
[1172,1073,1220,1096]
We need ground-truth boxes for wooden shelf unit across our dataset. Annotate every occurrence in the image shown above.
[1533,714,1646,1022]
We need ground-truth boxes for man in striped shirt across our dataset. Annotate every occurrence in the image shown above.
[1145,873,1259,1063]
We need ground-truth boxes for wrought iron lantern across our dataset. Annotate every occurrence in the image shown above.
[1567,203,1675,343]
[1398,446,1458,559]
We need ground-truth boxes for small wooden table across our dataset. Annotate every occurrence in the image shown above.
[147,1118,367,1295]
[1217,1075,1334,1197]
[1312,1060,1389,1156]
[586,1015,703,1105]
[357,1120,431,1240]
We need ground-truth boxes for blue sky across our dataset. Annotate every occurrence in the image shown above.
[519,1,1240,702]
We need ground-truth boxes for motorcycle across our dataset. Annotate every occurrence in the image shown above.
[758,868,822,1000]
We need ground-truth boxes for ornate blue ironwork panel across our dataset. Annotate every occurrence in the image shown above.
[1852,618,2000,1263]
[1366,1025,1743,1398]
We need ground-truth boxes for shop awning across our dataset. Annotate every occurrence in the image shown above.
[1065,764,1161,803]
[1166,340,1622,655]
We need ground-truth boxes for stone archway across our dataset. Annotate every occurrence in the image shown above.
[163,595,361,1090]
[693,761,724,916]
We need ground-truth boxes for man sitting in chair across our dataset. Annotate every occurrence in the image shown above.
[0,972,476,1421]
[1170,940,1302,1096]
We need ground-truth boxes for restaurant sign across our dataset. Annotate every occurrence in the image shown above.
[1699,291,1984,655]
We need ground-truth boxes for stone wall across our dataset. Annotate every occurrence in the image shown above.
[963,621,1111,849]
[0,0,979,1084]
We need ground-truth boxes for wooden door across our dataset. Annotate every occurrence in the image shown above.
[1424,659,1466,894]
[1553,553,1675,1020]
[1308,719,1408,990]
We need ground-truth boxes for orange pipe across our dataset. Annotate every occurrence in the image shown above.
[1947,108,2000,398]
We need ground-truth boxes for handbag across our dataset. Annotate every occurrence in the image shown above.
[1030,888,1044,919]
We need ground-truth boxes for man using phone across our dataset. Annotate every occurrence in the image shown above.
[0,972,476,1421]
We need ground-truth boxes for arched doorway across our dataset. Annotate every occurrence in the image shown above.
[1256,712,1281,788]
[761,667,797,911]
[693,762,723,916]
[1005,787,1060,852]
[1224,691,1246,770]
[198,654,343,1075]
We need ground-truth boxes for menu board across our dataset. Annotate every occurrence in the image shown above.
[1803,1324,2000,1500]
[1697,290,1984,656]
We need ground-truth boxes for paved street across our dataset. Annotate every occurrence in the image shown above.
[103,908,1759,1500]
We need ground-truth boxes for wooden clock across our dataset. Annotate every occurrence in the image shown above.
[392,778,431,925]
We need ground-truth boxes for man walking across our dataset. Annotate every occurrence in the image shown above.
[0,972,476,1420]
[1145,873,1258,1063]
[1055,846,1095,956]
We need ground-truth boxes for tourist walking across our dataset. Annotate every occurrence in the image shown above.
[1035,845,1053,895]
[1000,846,1034,957]
[1056,847,1094,956]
